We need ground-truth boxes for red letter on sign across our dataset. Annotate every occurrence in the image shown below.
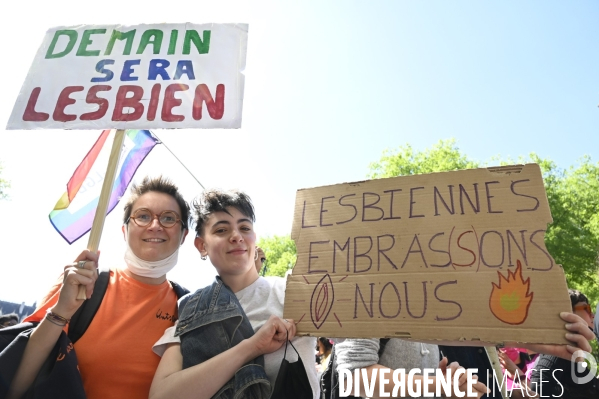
[22,87,50,121]
[81,85,111,120]
[53,86,84,122]
[112,85,144,121]
[162,84,189,122]
[192,84,224,120]
[147,84,161,121]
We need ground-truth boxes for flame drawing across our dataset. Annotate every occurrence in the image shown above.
[489,260,534,325]
[310,274,334,329]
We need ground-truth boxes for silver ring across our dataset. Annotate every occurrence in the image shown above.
[283,319,290,323]
[77,260,87,269]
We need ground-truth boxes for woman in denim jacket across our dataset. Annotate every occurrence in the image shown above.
[150,189,319,399]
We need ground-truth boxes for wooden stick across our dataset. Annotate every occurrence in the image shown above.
[77,129,126,300]
[485,346,508,399]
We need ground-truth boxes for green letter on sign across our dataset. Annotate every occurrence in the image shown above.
[45,30,78,59]
[137,30,164,54]
[77,29,107,56]
[183,30,211,54]
[105,30,136,55]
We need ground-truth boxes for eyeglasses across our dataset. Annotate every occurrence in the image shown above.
[574,303,594,317]
[128,208,182,229]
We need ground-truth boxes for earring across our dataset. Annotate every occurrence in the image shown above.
[254,247,259,261]
[201,254,207,261]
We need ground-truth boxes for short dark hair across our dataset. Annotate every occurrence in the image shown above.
[193,189,255,237]
[318,337,333,352]
[568,289,589,309]
[0,313,19,325]
[123,176,190,230]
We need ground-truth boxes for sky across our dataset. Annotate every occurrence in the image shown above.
[0,0,597,306]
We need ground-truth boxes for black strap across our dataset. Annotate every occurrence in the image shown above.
[169,280,189,299]
[67,270,189,344]
[67,269,110,344]
[378,338,390,357]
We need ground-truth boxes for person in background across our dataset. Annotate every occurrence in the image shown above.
[150,189,319,399]
[570,290,594,333]
[497,347,538,392]
[316,337,333,375]
[255,247,266,274]
[6,176,190,399]
[529,289,598,399]
[336,308,595,399]
[335,338,488,399]
[0,313,19,329]
[440,311,595,398]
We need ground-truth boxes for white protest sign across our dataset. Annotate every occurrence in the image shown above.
[7,23,247,130]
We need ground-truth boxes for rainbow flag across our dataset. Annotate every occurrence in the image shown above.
[49,129,159,244]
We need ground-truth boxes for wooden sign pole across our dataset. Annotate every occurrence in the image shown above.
[485,346,508,399]
[76,129,126,299]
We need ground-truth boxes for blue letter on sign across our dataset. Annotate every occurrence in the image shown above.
[121,59,141,81]
[148,59,171,80]
[173,60,195,80]
[91,59,115,82]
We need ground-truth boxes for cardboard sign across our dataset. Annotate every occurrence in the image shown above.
[7,23,247,130]
[284,164,571,345]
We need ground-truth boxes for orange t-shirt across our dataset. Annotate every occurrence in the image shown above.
[25,268,179,399]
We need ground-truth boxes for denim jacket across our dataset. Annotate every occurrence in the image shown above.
[175,277,271,399]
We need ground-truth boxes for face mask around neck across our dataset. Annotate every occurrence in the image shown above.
[123,227,183,278]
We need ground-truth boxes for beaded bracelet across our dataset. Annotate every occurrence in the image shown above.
[45,309,70,327]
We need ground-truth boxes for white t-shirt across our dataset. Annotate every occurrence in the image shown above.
[153,276,319,399]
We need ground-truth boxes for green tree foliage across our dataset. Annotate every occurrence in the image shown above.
[0,160,9,200]
[257,235,297,277]
[532,154,599,303]
[368,139,480,177]
[368,139,599,305]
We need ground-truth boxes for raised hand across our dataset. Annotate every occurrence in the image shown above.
[523,312,596,361]
[53,250,99,319]
[497,349,520,378]
[438,357,489,399]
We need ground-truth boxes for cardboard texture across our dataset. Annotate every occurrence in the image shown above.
[283,164,571,345]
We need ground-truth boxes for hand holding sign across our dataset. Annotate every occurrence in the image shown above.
[52,250,99,319]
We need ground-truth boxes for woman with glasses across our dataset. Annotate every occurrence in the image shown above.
[7,176,189,399]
